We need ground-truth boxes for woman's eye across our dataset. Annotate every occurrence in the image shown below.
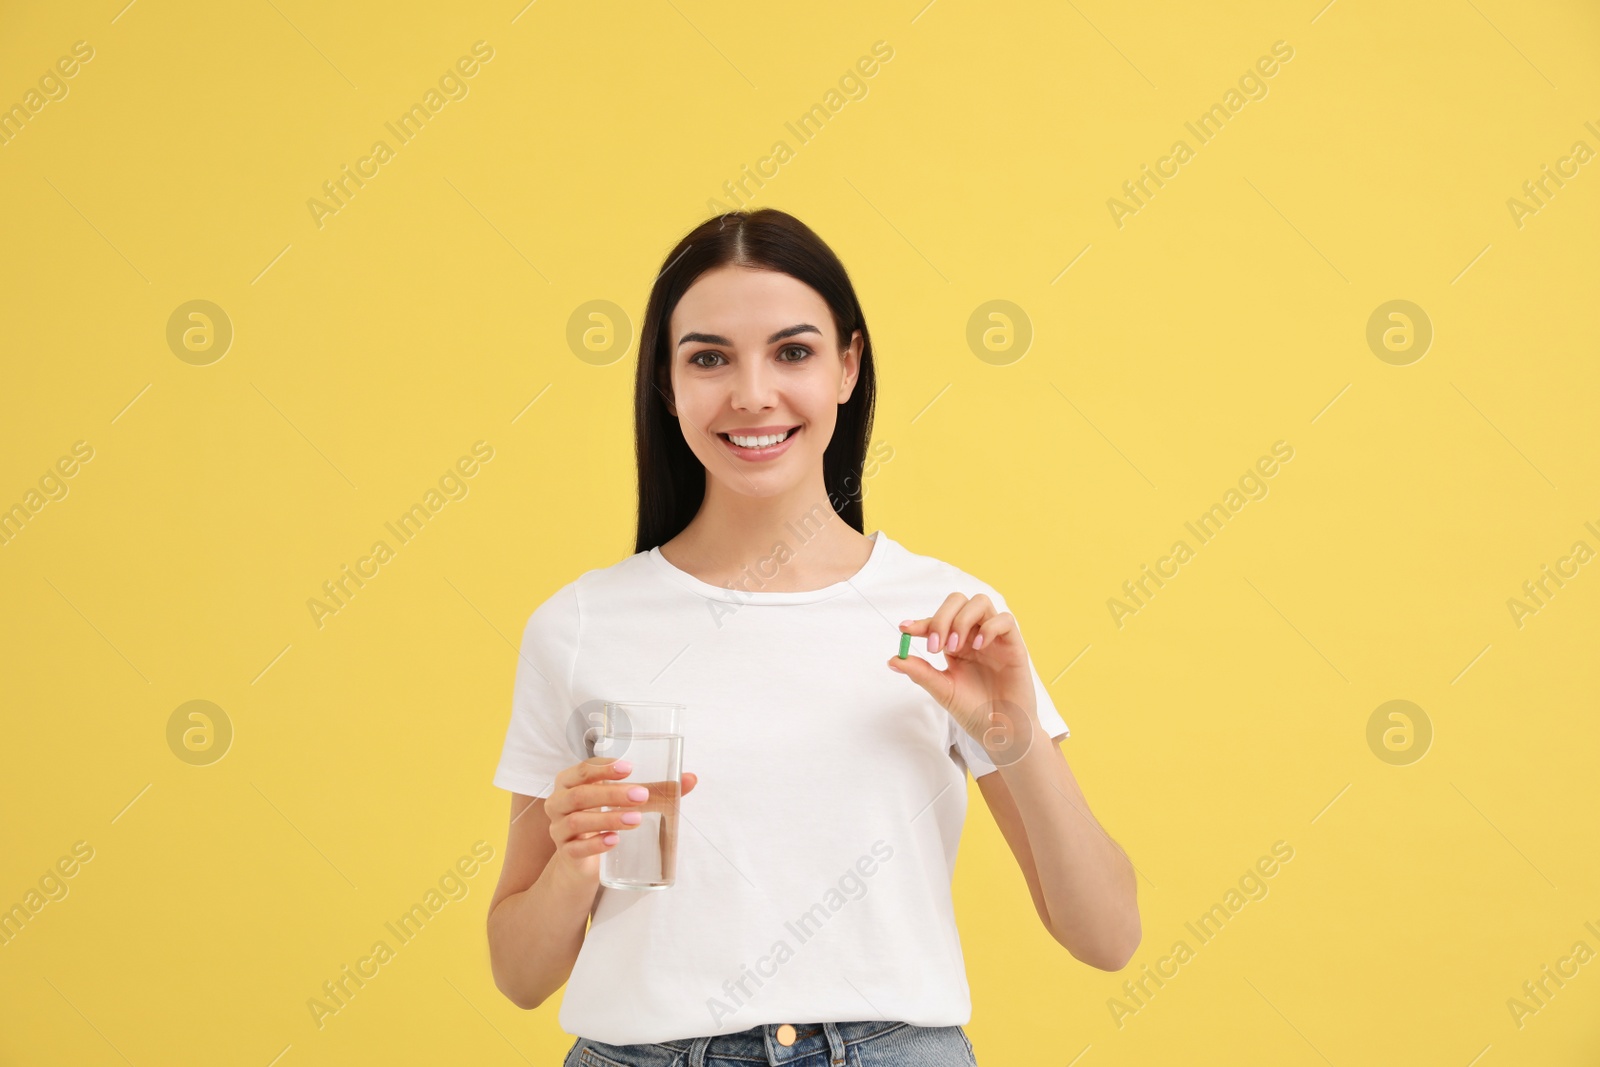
[690,347,809,367]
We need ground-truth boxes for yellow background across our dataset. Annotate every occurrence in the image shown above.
[2,0,1596,1063]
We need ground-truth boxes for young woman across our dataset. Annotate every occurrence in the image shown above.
[487,209,1140,1066]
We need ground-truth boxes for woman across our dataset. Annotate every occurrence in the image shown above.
[486,208,1140,1066]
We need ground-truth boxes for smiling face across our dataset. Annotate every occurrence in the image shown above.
[664,265,862,499]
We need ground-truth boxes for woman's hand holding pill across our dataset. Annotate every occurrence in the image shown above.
[545,757,698,883]
[888,592,1038,753]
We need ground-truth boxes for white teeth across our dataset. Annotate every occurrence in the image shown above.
[727,428,793,448]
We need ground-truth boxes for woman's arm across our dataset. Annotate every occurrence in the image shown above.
[487,764,701,1008]
[485,794,600,1009]
[977,737,1140,970]
[889,592,1141,970]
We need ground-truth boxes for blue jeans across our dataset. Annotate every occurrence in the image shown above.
[563,1020,978,1066]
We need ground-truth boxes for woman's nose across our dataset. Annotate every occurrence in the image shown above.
[730,358,779,409]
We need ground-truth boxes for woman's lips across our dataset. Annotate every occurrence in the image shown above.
[719,425,800,461]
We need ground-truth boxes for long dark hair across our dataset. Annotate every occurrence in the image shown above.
[633,209,877,555]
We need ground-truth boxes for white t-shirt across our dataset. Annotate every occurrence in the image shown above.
[492,529,1069,1045]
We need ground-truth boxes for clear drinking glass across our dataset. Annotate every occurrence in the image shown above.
[597,701,683,891]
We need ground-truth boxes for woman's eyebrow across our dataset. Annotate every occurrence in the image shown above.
[676,324,822,348]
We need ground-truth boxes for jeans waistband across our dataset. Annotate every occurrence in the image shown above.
[661,1020,909,1065]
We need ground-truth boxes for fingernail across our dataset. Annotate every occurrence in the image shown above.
[949,631,960,651]
[628,786,648,801]
[899,619,913,628]
[621,811,642,825]
[973,633,984,649]
[929,632,941,653]
[614,760,632,774]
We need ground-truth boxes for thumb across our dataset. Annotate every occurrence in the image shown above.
[887,655,952,709]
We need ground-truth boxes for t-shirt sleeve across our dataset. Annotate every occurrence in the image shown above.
[492,579,583,799]
[948,585,1070,780]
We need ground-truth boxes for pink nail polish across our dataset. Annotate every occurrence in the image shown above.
[929,632,940,653]
[973,633,984,649]
[949,631,960,651]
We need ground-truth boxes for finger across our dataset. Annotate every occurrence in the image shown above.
[571,780,651,813]
[567,809,645,835]
[681,771,698,796]
[550,757,635,816]
[920,592,969,654]
[945,594,994,654]
[896,619,931,659]
[558,756,634,790]
[886,654,955,710]
[563,831,619,859]
[970,609,1017,651]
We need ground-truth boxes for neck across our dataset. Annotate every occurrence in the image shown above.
[666,471,867,585]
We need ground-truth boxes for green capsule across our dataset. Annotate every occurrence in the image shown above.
[898,632,911,659]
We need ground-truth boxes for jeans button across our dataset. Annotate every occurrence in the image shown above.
[776,1024,797,1046]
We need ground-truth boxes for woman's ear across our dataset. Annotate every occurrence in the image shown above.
[837,329,863,403]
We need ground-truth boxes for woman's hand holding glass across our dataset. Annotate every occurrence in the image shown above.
[546,758,698,882]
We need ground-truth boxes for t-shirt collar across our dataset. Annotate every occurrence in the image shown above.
[647,529,890,605]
